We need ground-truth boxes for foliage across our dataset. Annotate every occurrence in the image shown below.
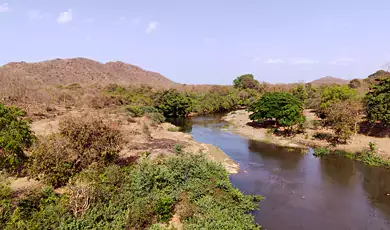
[27,136,77,187]
[0,104,35,173]
[292,84,308,104]
[233,74,260,90]
[148,112,166,125]
[2,154,261,229]
[324,99,363,143]
[125,105,143,117]
[0,177,12,229]
[168,126,180,132]
[27,116,123,187]
[364,77,390,126]
[174,144,183,154]
[248,92,305,129]
[313,147,330,157]
[320,85,357,112]
[349,79,361,89]
[155,89,192,117]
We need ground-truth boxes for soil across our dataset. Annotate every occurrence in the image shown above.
[223,110,390,160]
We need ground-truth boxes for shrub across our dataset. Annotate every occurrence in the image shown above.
[28,116,122,187]
[324,99,363,143]
[59,116,123,166]
[168,126,180,132]
[148,112,165,125]
[0,104,34,173]
[2,154,261,229]
[174,144,183,154]
[27,136,77,187]
[155,197,174,222]
[0,178,12,229]
[313,147,330,157]
[125,105,143,117]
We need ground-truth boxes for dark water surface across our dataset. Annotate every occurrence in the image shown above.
[171,114,390,230]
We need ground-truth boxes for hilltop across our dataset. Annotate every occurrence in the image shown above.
[0,58,176,88]
[309,76,349,86]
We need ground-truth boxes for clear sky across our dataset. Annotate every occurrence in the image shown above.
[1,0,390,84]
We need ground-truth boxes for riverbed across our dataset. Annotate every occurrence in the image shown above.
[171,114,390,230]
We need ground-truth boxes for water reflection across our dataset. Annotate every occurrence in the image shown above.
[172,115,390,229]
[319,155,356,187]
[248,140,304,171]
[361,165,390,221]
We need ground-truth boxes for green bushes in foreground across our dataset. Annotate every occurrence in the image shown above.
[0,104,35,173]
[1,154,262,229]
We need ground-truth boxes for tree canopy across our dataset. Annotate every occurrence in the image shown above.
[248,92,305,128]
[233,74,260,90]
[324,99,363,143]
[364,78,390,125]
[292,84,308,104]
[320,85,357,111]
[154,89,192,117]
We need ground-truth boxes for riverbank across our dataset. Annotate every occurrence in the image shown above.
[223,110,390,163]
[30,108,239,174]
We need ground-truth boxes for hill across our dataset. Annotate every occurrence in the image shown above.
[0,58,176,88]
[310,76,349,86]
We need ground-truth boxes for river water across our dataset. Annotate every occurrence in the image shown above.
[171,114,390,230]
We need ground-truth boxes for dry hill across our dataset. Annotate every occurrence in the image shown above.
[309,76,349,86]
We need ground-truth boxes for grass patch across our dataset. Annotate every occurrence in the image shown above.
[313,147,390,168]
[168,126,180,132]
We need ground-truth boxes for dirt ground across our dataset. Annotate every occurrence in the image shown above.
[223,110,390,160]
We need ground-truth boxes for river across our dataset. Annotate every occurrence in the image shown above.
[170,114,390,230]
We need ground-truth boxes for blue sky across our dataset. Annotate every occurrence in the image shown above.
[1,0,390,84]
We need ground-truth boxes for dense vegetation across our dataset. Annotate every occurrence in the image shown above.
[0,102,262,229]
[0,104,34,173]
[249,92,305,132]
[364,78,390,126]
[1,153,261,229]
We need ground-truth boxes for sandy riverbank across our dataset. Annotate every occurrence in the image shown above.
[223,110,390,160]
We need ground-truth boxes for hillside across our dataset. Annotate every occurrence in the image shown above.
[310,76,349,86]
[0,58,176,88]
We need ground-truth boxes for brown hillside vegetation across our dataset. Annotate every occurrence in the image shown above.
[0,58,176,88]
[310,76,349,86]
[0,58,222,110]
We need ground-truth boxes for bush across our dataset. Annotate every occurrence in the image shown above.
[324,99,363,143]
[28,116,123,187]
[125,105,143,117]
[313,147,330,157]
[148,112,165,125]
[168,126,180,132]
[2,154,262,229]
[0,104,35,173]
[0,178,12,229]
[59,116,123,166]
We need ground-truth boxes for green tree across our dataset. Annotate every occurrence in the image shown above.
[248,92,305,129]
[324,99,363,143]
[233,74,259,90]
[155,89,192,117]
[0,104,34,172]
[320,85,357,111]
[364,78,390,125]
[292,84,308,104]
